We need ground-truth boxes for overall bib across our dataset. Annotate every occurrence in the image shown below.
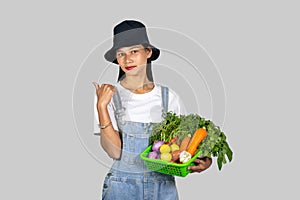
[101,86,179,200]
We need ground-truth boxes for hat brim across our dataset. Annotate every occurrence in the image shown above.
[104,44,160,64]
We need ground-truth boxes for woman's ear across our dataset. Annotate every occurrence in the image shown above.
[146,47,152,59]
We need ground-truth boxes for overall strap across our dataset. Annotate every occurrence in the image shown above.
[161,86,169,118]
[112,87,125,120]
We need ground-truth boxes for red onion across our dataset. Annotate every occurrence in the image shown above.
[152,141,164,152]
[148,151,158,159]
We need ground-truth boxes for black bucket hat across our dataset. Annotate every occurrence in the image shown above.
[104,20,160,64]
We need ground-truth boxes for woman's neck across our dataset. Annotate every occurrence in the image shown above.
[120,76,154,94]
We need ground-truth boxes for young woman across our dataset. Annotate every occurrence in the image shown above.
[93,20,212,200]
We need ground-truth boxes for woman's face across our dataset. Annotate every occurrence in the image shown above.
[116,45,152,77]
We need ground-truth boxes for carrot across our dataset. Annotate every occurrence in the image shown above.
[186,128,208,156]
[179,136,191,151]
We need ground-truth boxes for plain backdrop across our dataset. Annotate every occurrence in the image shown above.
[1,0,299,199]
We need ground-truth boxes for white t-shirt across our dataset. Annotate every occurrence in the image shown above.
[94,82,186,132]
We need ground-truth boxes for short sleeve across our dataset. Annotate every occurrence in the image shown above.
[168,88,187,115]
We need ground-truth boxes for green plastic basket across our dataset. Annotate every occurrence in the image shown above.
[140,145,201,177]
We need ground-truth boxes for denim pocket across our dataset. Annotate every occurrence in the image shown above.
[105,178,141,200]
[122,133,149,165]
[101,173,113,200]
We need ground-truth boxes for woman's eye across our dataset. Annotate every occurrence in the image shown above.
[131,50,138,54]
[116,52,125,57]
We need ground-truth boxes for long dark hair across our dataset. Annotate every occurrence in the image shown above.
[117,45,154,82]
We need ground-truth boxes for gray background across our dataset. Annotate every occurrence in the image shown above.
[1,0,299,199]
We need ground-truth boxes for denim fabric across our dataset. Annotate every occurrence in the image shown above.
[102,170,178,200]
[101,86,178,200]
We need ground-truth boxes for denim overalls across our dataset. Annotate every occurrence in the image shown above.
[101,86,179,200]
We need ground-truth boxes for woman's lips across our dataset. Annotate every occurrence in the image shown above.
[125,66,136,70]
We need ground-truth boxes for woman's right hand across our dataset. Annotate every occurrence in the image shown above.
[92,82,121,159]
[92,82,115,110]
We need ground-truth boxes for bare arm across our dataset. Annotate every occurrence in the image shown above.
[93,82,121,159]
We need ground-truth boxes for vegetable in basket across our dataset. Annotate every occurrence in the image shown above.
[148,112,233,170]
[186,128,208,156]
[152,141,164,152]
[180,127,208,163]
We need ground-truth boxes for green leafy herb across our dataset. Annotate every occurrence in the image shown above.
[148,112,233,170]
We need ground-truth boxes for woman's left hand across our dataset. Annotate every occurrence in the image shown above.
[188,157,212,173]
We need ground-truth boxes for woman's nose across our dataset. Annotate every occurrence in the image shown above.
[125,54,133,64]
